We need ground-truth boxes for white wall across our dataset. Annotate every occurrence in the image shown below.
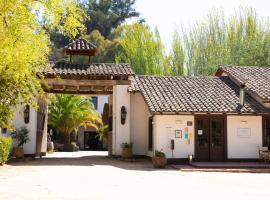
[130,93,151,156]
[112,85,130,155]
[153,115,195,159]
[10,105,37,155]
[97,96,109,114]
[227,116,262,159]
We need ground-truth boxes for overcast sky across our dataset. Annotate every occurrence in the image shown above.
[134,0,270,51]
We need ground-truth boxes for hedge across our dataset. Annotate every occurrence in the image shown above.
[0,137,12,165]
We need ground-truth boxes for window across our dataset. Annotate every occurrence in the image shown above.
[263,116,270,148]
[91,96,98,110]
[148,117,153,151]
[1,128,7,134]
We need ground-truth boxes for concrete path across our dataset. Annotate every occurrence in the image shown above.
[1,151,270,200]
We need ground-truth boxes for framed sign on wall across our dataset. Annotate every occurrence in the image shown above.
[237,128,251,138]
[175,130,182,138]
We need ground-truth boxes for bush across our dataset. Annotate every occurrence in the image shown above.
[10,127,30,147]
[0,137,12,165]
[121,142,133,149]
[154,150,166,158]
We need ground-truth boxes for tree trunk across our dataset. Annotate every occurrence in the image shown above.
[62,133,71,144]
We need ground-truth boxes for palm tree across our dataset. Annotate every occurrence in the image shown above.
[48,94,102,144]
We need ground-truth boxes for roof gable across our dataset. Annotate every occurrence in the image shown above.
[64,38,97,56]
[218,66,270,102]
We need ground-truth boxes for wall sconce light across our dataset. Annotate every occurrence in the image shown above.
[121,106,127,125]
[24,104,30,124]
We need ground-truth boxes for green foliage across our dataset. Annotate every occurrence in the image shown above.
[169,30,185,75]
[0,0,86,128]
[96,125,109,141]
[117,23,170,75]
[154,149,166,158]
[10,127,30,147]
[183,7,270,75]
[121,142,133,149]
[84,0,140,38]
[0,137,12,165]
[48,94,102,144]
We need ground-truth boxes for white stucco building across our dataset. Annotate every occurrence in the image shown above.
[3,39,270,162]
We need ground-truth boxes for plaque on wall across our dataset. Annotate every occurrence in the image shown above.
[187,121,193,126]
[198,130,203,135]
[237,128,251,138]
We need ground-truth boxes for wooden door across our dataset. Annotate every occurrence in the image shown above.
[210,117,225,161]
[196,117,210,161]
[195,116,225,161]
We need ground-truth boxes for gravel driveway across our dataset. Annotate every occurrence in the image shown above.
[0,151,270,200]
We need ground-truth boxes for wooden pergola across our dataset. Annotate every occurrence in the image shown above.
[40,38,134,94]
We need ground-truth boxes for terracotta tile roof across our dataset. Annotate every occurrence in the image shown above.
[42,62,135,79]
[218,66,270,102]
[129,76,269,114]
[64,38,97,52]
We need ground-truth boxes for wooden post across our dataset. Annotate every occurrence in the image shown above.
[70,55,72,63]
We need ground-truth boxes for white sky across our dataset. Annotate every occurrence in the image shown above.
[134,0,270,51]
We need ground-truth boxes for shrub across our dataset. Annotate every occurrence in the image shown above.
[154,150,166,158]
[0,137,12,165]
[121,142,133,149]
[10,127,30,147]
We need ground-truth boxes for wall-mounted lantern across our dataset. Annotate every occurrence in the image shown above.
[24,104,30,124]
[121,106,127,125]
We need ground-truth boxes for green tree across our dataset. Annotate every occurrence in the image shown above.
[84,0,141,38]
[182,7,270,75]
[169,31,185,75]
[0,0,86,128]
[117,23,169,75]
[48,95,102,144]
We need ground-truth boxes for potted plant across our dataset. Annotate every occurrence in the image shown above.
[152,149,167,168]
[121,142,133,158]
[10,127,30,158]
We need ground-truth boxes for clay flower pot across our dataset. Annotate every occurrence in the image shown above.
[13,147,24,159]
[122,147,133,158]
[152,156,167,168]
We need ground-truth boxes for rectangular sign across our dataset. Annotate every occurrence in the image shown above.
[237,128,251,138]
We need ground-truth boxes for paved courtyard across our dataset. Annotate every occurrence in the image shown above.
[1,151,270,200]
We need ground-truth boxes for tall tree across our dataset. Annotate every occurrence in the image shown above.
[182,7,270,75]
[117,24,169,75]
[169,31,185,75]
[84,0,141,38]
[48,95,102,144]
[0,0,86,128]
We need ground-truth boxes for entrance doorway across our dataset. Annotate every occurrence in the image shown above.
[195,115,226,161]
[84,131,104,151]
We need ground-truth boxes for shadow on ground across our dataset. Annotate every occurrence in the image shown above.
[6,154,174,172]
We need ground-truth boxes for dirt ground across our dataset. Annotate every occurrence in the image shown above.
[1,151,270,200]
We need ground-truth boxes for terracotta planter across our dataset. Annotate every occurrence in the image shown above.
[13,147,24,159]
[47,142,54,152]
[122,147,133,158]
[152,156,167,168]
